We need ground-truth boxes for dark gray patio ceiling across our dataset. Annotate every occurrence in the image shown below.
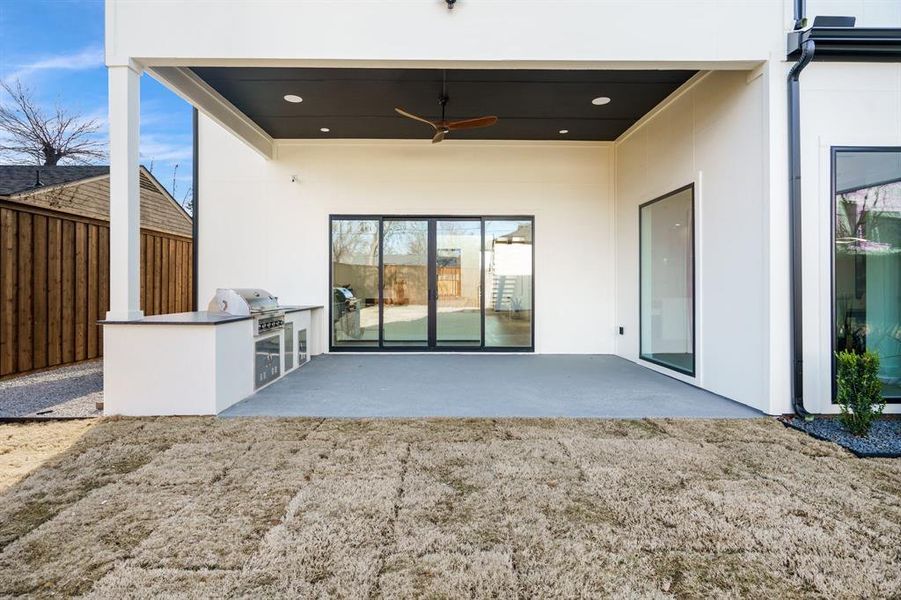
[191,67,696,141]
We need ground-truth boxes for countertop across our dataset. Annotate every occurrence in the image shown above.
[100,305,323,326]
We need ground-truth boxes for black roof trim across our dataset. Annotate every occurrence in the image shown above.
[788,26,901,61]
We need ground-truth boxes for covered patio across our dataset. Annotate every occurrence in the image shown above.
[221,354,761,418]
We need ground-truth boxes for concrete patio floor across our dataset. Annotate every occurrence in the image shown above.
[222,354,763,418]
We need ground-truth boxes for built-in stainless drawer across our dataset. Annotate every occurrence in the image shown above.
[254,334,281,389]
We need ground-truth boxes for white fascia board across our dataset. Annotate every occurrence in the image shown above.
[147,66,274,160]
[138,58,763,71]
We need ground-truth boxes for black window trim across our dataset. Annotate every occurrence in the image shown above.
[830,146,901,404]
[638,183,697,378]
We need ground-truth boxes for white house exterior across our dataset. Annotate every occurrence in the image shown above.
[103,0,901,416]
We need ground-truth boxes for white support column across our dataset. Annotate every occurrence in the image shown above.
[107,63,144,320]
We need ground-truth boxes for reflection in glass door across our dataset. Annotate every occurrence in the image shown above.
[330,216,533,351]
[382,220,429,347]
[434,220,482,347]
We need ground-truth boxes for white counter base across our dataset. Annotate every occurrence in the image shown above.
[103,307,322,416]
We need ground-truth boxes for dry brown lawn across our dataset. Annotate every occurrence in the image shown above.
[0,417,898,599]
[0,419,96,493]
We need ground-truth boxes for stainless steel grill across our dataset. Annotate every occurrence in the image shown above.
[208,288,285,336]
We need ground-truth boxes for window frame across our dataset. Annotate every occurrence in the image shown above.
[328,215,535,353]
[830,146,901,404]
[638,183,697,377]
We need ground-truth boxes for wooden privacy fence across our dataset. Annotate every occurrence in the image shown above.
[0,202,192,378]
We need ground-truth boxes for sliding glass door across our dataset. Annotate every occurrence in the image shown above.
[484,220,533,348]
[435,219,482,347]
[382,219,429,347]
[330,216,533,351]
[330,219,380,347]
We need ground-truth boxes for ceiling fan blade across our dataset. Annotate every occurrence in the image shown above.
[446,116,498,130]
[395,107,438,129]
[432,130,446,144]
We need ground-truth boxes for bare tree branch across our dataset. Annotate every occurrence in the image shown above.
[0,79,105,165]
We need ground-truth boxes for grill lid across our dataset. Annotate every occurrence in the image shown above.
[208,288,279,316]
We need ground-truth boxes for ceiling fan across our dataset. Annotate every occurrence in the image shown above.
[395,72,498,144]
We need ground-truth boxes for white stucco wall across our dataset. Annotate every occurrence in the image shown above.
[614,70,774,414]
[198,116,615,354]
[806,0,901,27]
[106,0,784,68]
[800,62,901,414]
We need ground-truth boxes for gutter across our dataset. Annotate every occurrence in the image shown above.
[787,37,815,417]
[785,12,901,417]
[787,0,811,417]
[788,26,901,61]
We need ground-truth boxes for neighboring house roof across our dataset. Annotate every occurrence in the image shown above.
[0,165,192,238]
[495,224,533,244]
[0,165,111,196]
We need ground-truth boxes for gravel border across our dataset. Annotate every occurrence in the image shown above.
[0,360,102,419]
[784,416,901,458]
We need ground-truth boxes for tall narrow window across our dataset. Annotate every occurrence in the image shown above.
[640,185,695,376]
[834,149,901,400]
[331,219,380,347]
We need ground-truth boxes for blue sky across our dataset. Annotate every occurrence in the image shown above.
[0,0,193,207]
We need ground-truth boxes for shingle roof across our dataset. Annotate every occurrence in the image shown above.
[0,165,192,238]
[0,165,110,196]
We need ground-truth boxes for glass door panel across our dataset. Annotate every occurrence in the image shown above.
[382,219,429,347]
[331,219,380,347]
[484,220,533,347]
[435,220,482,347]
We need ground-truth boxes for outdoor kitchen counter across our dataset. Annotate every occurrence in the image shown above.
[101,305,324,416]
[99,305,323,325]
[100,311,251,325]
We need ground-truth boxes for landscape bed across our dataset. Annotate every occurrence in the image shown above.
[784,417,901,458]
[0,416,898,598]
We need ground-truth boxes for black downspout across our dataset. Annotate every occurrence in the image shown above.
[192,107,199,311]
[788,38,815,417]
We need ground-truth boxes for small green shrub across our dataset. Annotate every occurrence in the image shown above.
[835,350,885,437]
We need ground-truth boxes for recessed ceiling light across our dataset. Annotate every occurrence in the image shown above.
[283,94,303,103]
[320,127,330,133]
[558,129,569,135]
[591,96,611,106]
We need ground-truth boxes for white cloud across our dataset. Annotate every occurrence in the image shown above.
[2,46,105,83]
[139,135,193,163]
